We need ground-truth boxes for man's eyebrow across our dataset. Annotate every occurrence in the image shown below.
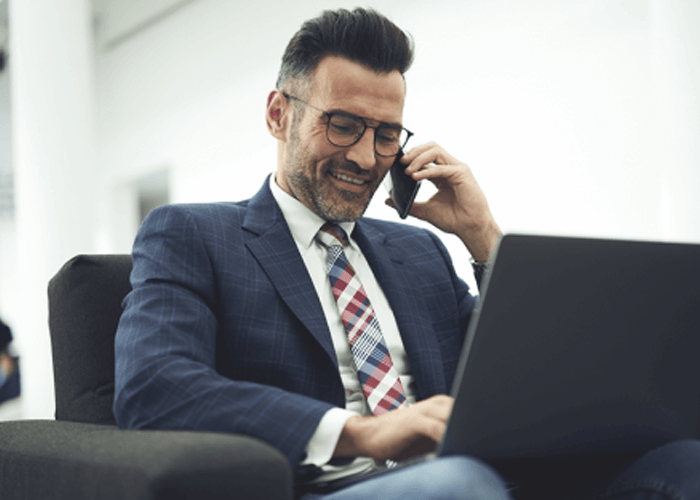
[327,108,404,129]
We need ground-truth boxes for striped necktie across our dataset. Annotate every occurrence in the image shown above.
[316,223,408,415]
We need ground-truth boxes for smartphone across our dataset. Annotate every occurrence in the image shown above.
[388,149,421,219]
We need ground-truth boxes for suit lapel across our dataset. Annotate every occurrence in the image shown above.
[240,179,448,395]
[242,180,338,367]
[353,222,449,398]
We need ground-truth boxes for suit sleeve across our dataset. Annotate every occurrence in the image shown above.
[113,204,334,470]
[425,229,477,334]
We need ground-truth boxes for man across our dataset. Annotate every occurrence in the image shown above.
[0,318,20,405]
[114,8,700,500]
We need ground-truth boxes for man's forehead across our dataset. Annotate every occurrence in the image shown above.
[309,56,406,122]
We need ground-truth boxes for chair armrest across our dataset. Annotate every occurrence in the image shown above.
[0,420,293,500]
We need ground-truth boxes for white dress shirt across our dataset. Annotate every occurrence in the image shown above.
[269,176,417,482]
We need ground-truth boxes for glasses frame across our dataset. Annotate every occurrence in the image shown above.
[282,93,413,158]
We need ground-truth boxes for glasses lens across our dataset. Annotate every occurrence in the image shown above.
[326,113,409,157]
[374,126,406,157]
[327,114,364,146]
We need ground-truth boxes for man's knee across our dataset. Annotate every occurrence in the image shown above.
[412,456,512,500]
[606,439,700,498]
[631,439,700,474]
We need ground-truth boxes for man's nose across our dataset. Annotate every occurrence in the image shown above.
[345,129,377,170]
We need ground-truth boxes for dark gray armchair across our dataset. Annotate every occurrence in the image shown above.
[0,255,293,500]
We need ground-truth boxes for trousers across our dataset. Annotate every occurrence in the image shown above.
[298,440,700,500]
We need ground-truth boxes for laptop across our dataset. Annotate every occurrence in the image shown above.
[438,233,700,462]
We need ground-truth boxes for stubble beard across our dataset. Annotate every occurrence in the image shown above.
[286,130,378,223]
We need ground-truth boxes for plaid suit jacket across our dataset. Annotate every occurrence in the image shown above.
[113,177,477,470]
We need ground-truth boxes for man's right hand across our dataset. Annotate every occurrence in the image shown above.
[333,394,453,462]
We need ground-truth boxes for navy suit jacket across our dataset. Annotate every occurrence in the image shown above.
[113,177,477,470]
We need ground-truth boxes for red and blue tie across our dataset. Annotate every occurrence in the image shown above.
[316,223,408,415]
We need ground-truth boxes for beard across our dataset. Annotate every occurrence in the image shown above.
[285,133,381,222]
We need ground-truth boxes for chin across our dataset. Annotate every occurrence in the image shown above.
[316,198,369,222]
[318,206,364,223]
[321,188,376,222]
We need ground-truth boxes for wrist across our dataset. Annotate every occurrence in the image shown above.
[304,408,356,466]
[458,219,501,263]
[334,415,369,458]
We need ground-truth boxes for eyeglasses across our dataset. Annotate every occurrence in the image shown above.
[283,93,413,157]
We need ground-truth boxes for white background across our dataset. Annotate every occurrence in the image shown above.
[1,0,698,419]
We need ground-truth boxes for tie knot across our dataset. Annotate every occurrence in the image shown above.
[317,223,347,248]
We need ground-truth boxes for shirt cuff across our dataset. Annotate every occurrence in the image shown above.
[301,407,357,466]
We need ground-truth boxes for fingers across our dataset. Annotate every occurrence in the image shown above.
[409,162,463,185]
[414,393,454,415]
[396,394,453,443]
[389,395,453,459]
[402,142,463,178]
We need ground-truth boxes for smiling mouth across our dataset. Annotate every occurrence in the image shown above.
[330,171,370,186]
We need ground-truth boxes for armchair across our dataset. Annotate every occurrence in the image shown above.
[0,254,293,500]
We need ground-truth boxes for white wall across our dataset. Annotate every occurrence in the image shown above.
[7,0,97,419]
[95,0,700,258]
[651,0,700,241]
[3,0,700,418]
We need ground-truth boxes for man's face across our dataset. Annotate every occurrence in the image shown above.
[277,56,406,222]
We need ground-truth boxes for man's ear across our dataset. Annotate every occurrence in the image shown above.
[266,90,290,141]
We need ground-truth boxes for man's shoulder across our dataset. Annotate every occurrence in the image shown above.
[151,200,250,215]
[358,217,438,241]
[144,179,276,230]
[144,200,250,226]
[356,217,449,259]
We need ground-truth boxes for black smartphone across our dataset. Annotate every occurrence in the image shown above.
[388,149,421,219]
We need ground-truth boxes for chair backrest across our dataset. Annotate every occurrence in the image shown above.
[48,254,132,425]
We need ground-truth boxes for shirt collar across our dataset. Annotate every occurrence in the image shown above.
[269,175,356,250]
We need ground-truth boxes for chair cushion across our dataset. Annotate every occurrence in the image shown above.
[0,420,293,500]
[48,254,132,424]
